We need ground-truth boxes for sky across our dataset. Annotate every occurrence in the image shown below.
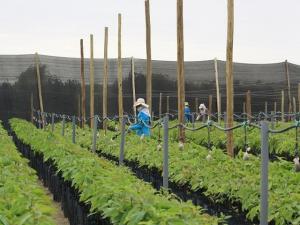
[1,0,300,64]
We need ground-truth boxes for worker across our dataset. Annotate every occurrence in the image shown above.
[196,103,207,122]
[184,102,192,123]
[128,98,151,137]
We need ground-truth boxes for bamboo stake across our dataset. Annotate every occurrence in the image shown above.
[35,53,45,127]
[285,60,292,114]
[166,96,170,114]
[131,57,137,121]
[208,95,212,118]
[246,90,252,121]
[281,90,284,121]
[145,0,152,112]
[90,34,95,128]
[80,39,86,128]
[118,14,124,123]
[159,93,162,118]
[214,58,221,123]
[30,92,33,123]
[177,0,185,143]
[103,27,109,132]
[226,0,234,157]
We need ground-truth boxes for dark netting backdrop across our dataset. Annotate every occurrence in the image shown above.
[0,54,299,121]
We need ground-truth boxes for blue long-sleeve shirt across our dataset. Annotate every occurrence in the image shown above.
[129,109,151,136]
[184,106,192,122]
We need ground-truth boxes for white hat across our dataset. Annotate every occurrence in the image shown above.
[199,103,206,109]
[134,98,149,108]
[185,102,189,106]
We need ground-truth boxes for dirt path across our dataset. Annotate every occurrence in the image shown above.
[38,181,70,225]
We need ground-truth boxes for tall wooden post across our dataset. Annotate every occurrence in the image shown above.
[285,60,292,114]
[30,92,33,123]
[298,83,300,112]
[117,14,124,121]
[159,93,163,118]
[264,101,268,114]
[103,27,109,131]
[145,0,152,112]
[246,90,252,120]
[90,34,95,128]
[281,90,285,121]
[166,96,170,114]
[177,0,185,142]
[208,95,212,117]
[35,53,45,126]
[195,97,199,114]
[226,0,234,157]
[80,39,86,128]
[131,57,137,121]
[214,58,221,123]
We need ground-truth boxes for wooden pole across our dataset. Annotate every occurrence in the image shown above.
[293,97,296,113]
[118,14,124,122]
[145,0,152,112]
[103,27,109,131]
[195,97,199,114]
[166,96,170,114]
[80,39,86,128]
[243,102,246,114]
[285,60,292,114]
[131,57,137,121]
[246,90,252,121]
[298,83,300,112]
[265,101,268,114]
[214,58,221,123]
[30,92,33,123]
[226,0,234,157]
[90,34,95,128]
[34,53,45,126]
[281,90,284,121]
[274,101,277,113]
[208,95,212,117]
[159,93,162,118]
[177,0,185,142]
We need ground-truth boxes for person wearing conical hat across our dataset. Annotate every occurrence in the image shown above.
[184,102,192,123]
[128,98,151,136]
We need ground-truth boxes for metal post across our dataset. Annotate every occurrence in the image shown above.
[260,121,269,225]
[92,116,98,152]
[119,116,126,165]
[61,115,65,136]
[72,116,76,144]
[51,113,55,132]
[163,115,169,189]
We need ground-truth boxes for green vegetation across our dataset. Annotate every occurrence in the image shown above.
[0,122,56,225]
[10,118,221,225]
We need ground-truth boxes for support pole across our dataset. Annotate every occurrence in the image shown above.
[260,121,269,225]
[274,101,277,113]
[103,27,109,132]
[246,90,252,121]
[118,14,124,122]
[293,97,296,113]
[177,0,185,142]
[208,95,212,118]
[72,115,76,144]
[61,115,65,136]
[226,0,234,157]
[90,34,95,128]
[78,94,81,126]
[159,93,162,118]
[264,101,268,115]
[51,113,54,132]
[30,93,33,123]
[285,60,292,114]
[119,116,126,165]
[131,57,137,121]
[195,97,199,114]
[145,0,152,113]
[298,83,300,112]
[281,90,285,122]
[243,102,246,114]
[80,39,86,128]
[35,53,45,127]
[92,116,98,152]
[214,58,221,123]
[163,115,169,189]
[166,96,170,114]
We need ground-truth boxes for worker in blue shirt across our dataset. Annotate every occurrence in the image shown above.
[128,98,151,137]
[184,102,192,123]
